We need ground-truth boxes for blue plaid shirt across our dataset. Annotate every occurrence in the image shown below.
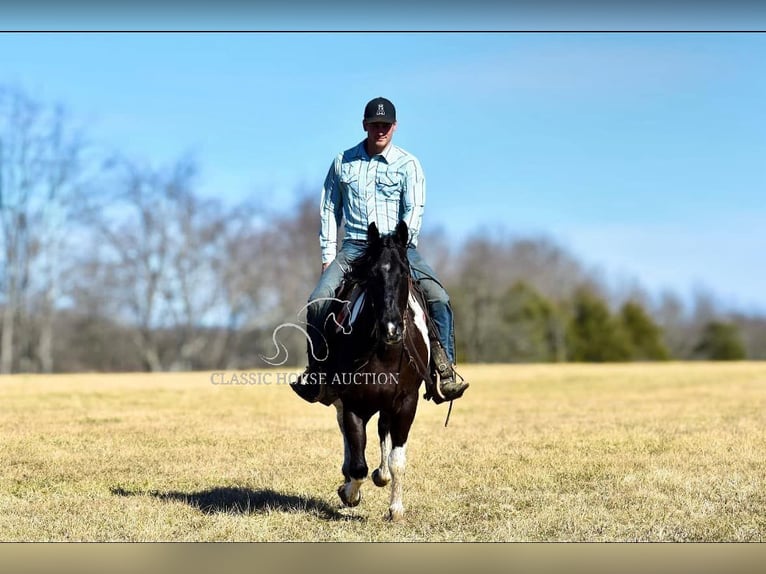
[319,140,426,263]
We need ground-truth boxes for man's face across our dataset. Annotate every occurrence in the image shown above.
[363,120,397,153]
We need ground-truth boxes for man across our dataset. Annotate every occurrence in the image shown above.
[291,97,469,405]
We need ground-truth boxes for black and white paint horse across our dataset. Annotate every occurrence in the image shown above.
[322,220,431,521]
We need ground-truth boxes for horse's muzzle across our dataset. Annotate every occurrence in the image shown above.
[384,321,403,345]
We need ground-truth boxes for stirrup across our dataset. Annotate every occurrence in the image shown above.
[439,369,469,400]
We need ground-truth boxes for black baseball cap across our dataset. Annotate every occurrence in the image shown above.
[364,97,396,124]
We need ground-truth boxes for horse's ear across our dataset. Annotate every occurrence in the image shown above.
[395,220,409,247]
[367,222,380,244]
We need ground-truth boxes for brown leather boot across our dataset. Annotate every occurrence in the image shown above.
[431,343,469,400]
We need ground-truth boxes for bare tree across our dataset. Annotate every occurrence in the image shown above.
[201,200,270,368]
[79,156,234,371]
[446,230,598,362]
[0,86,87,373]
[732,313,766,360]
[245,193,322,367]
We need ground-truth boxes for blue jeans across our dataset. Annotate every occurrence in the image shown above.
[307,240,456,364]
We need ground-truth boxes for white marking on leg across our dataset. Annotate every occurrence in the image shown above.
[388,442,407,521]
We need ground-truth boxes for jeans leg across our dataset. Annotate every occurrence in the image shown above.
[407,247,456,364]
[306,241,365,363]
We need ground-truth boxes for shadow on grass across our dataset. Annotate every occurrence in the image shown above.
[111,486,361,522]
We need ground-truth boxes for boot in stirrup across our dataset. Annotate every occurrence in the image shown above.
[431,342,469,401]
[290,362,322,403]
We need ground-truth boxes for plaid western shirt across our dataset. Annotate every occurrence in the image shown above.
[319,140,426,264]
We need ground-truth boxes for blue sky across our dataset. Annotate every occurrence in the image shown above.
[1,31,764,312]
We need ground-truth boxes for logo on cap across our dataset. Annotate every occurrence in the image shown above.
[364,97,396,123]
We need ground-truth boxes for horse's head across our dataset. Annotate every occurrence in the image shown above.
[350,221,410,346]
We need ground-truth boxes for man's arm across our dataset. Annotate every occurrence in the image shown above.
[400,157,426,246]
[319,155,343,264]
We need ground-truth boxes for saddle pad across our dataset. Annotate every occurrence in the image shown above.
[333,285,365,334]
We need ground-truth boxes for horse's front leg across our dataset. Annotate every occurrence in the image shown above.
[372,411,391,487]
[388,394,418,522]
[337,408,368,507]
[334,400,350,481]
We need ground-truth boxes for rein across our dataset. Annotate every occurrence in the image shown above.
[346,261,456,428]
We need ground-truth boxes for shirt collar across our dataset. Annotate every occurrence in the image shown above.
[356,140,395,163]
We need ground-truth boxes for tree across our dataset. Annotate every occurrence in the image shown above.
[449,237,505,363]
[237,193,323,368]
[0,85,87,373]
[694,321,746,360]
[619,300,670,360]
[732,313,766,360]
[448,231,602,363]
[566,288,632,362]
[80,156,233,371]
[501,281,564,362]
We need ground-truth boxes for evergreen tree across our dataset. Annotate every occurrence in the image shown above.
[694,321,746,360]
[566,289,632,362]
[501,281,563,362]
[619,301,670,360]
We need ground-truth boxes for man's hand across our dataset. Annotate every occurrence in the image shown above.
[322,262,331,273]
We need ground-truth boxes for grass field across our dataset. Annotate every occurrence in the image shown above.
[1,363,765,541]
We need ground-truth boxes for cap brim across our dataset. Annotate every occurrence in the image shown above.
[364,117,396,123]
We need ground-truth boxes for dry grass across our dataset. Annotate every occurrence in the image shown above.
[1,362,765,541]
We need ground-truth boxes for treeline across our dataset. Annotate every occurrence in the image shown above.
[1,86,764,373]
[414,230,761,364]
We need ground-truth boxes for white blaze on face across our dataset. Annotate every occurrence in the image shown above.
[387,322,397,338]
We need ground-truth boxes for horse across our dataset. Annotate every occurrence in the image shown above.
[320,220,431,522]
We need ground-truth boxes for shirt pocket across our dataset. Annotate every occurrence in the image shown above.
[340,164,359,189]
[376,171,401,198]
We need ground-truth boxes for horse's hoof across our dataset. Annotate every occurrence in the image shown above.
[337,484,361,507]
[372,469,390,487]
[387,506,405,522]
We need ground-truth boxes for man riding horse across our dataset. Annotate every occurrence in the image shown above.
[291,97,469,405]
